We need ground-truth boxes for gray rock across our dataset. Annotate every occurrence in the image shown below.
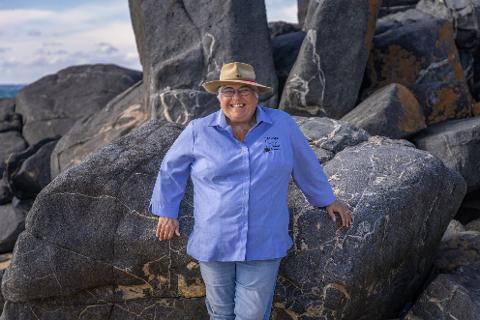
[412,117,480,192]
[272,31,306,97]
[0,99,21,133]
[342,83,426,139]
[50,81,147,178]
[0,203,26,254]
[364,9,473,125]
[0,122,466,319]
[298,0,310,27]
[6,138,58,199]
[15,64,142,145]
[129,0,278,112]
[406,231,480,319]
[2,121,208,319]
[379,0,420,17]
[0,176,12,205]
[0,131,27,176]
[280,0,381,118]
[0,269,4,315]
[404,273,480,320]
[293,116,370,163]
[417,0,480,52]
[274,135,466,319]
[153,89,218,125]
[441,219,466,242]
[268,21,300,39]
[465,218,480,232]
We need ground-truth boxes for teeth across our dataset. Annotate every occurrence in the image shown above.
[231,104,244,108]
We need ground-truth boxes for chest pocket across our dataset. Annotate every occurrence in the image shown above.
[257,134,292,173]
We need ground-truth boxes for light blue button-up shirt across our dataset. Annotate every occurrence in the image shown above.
[149,105,336,262]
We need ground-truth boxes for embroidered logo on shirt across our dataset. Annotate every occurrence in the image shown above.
[264,136,280,153]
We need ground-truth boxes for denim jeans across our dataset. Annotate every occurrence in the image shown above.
[199,258,282,320]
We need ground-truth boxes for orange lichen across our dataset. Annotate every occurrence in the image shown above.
[177,274,206,298]
[365,0,381,49]
[473,102,480,116]
[378,45,423,87]
[436,21,465,81]
[427,87,459,124]
[395,84,426,132]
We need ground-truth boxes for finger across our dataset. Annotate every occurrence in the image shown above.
[175,224,180,237]
[166,228,174,240]
[162,226,170,240]
[326,207,336,222]
[156,221,162,239]
[340,211,348,227]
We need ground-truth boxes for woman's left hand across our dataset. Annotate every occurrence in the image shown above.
[326,200,353,227]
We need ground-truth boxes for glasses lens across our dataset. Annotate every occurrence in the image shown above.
[221,89,235,97]
[239,88,252,96]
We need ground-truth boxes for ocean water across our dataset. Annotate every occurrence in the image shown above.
[0,85,24,99]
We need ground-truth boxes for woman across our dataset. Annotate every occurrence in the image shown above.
[149,62,353,320]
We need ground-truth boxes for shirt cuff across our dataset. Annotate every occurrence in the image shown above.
[148,202,179,219]
[307,193,337,208]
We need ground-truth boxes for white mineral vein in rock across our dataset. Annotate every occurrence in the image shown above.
[415,58,451,84]
[202,33,219,86]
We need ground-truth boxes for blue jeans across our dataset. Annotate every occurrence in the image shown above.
[199,258,282,320]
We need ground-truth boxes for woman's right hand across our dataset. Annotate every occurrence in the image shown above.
[156,217,180,241]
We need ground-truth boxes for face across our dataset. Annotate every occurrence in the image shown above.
[218,84,258,125]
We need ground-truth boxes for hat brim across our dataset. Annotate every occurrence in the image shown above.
[202,80,272,94]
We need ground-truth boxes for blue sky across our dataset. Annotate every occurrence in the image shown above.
[0,0,298,84]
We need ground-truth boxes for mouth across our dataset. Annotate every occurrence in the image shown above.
[229,103,245,109]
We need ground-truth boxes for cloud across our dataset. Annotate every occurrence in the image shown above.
[0,0,299,83]
[0,1,141,83]
[265,0,298,23]
[27,30,42,37]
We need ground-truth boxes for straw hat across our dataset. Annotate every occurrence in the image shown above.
[202,62,272,93]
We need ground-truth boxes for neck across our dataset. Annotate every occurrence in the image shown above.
[229,116,256,128]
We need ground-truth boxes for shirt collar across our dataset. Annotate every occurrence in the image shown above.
[208,105,273,129]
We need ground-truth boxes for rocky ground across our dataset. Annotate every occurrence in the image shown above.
[1,0,480,319]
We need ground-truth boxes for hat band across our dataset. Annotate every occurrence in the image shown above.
[222,79,257,83]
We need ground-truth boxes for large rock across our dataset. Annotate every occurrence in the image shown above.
[5,138,58,199]
[363,9,473,125]
[15,64,142,145]
[293,116,370,163]
[417,0,480,52]
[129,0,278,112]
[0,132,27,176]
[342,83,426,139]
[379,0,420,17]
[2,121,208,319]
[0,199,31,253]
[152,89,218,124]
[406,231,480,319]
[280,0,381,118]
[298,0,310,27]
[271,136,466,319]
[0,175,12,205]
[412,117,480,192]
[0,99,21,133]
[268,21,301,39]
[404,273,480,319]
[1,120,466,319]
[272,31,306,97]
[50,82,148,178]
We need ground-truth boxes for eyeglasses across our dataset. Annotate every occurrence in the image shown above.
[220,87,254,97]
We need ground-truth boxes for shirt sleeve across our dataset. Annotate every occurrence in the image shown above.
[288,117,336,207]
[148,121,195,219]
